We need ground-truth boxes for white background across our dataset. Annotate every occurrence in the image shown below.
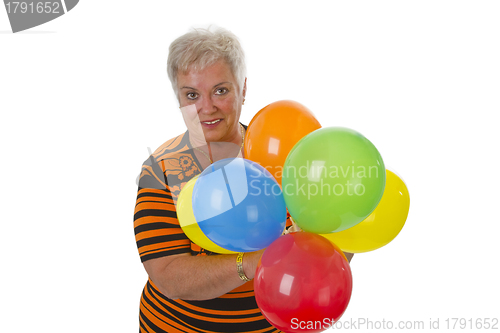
[1,1,499,332]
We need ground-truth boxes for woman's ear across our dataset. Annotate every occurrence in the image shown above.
[242,77,247,98]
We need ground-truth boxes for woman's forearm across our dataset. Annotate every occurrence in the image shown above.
[149,250,263,301]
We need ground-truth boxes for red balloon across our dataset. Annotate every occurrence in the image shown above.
[254,232,352,332]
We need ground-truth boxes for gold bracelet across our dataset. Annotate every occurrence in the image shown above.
[236,252,252,282]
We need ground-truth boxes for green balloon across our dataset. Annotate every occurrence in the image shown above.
[282,127,386,234]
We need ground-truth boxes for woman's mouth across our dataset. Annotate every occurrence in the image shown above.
[201,119,222,128]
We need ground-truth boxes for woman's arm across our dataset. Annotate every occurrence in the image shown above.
[143,250,264,301]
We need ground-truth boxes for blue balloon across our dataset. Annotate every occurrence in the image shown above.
[192,158,287,252]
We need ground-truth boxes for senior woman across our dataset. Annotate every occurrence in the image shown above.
[133,27,282,333]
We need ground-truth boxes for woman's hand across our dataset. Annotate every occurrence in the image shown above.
[241,249,265,280]
[282,219,354,263]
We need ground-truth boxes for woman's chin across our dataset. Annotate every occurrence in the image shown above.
[202,129,226,142]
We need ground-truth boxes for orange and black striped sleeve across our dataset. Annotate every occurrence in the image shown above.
[134,133,195,262]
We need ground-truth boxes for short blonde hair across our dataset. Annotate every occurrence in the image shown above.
[167,27,246,98]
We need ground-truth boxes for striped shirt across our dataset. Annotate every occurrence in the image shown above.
[134,128,284,333]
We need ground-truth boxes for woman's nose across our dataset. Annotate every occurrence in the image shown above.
[198,96,217,114]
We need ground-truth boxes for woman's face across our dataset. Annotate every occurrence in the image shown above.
[177,60,246,144]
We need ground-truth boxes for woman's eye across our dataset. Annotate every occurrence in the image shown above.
[215,88,228,95]
[186,92,198,100]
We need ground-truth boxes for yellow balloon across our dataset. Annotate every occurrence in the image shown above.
[321,170,410,253]
[177,175,236,254]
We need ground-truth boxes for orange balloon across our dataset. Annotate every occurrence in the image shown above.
[244,100,321,184]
